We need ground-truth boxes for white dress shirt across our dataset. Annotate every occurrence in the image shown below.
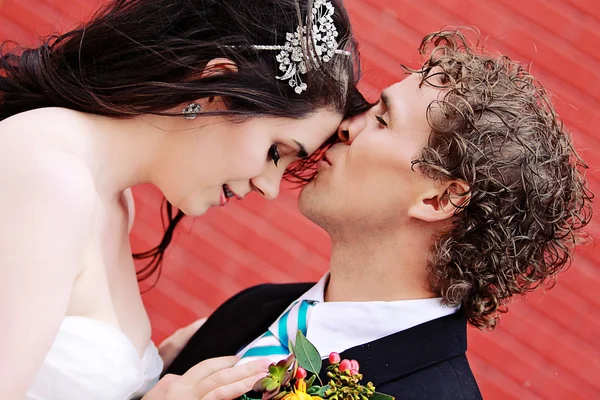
[237,273,459,364]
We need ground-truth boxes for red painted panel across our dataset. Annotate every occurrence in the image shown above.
[1,0,599,398]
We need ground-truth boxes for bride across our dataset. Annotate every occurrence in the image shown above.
[0,0,369,398]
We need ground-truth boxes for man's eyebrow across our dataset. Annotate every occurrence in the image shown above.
[293,140,309,158]
[381,91,395,124]
[381,92,390,108]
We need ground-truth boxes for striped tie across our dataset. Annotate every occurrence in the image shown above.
[237,299,317,364]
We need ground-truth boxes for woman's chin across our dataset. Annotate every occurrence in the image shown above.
[174,198,211,218]
[184,205,210,217]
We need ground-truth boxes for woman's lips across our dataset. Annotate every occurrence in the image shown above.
[220,187,230,206]
[220,184,244,206]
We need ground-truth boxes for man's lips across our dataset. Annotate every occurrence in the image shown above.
[317,159,331,169]
[320,153,333,166]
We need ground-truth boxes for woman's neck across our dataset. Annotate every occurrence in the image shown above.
[85,113,173,197]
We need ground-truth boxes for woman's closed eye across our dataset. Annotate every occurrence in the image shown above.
[268,144,281,166]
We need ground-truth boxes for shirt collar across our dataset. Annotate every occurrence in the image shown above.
[296,272,460,357]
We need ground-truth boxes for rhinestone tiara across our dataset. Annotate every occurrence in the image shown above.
[249,0,351,94]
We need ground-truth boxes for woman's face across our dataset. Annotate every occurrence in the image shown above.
[155,105,343,216]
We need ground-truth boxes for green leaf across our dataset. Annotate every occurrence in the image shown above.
[370,392,395,400]
[294,331,322,375]
[305,374,316,388]
[314,385,331,397]
[240,394,250,400]
[265,380,279,392]
[253,376,273,392]
[306,386,320,395]
[240,394,262,400]
[269,364,279,375]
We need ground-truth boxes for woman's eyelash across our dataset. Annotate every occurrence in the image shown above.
[376,115,388,127]
[268,144,281,166]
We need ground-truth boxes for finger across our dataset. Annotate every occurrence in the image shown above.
[189,317,208,331]
[158,346,180,373]
[141,374,181,399]
[155,373,180,387]
[192,359,271,397]
[181,317,207,338]
[200,373,267,400]
[182,356,240,384]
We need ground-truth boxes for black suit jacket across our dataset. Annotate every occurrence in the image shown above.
[166,283,482,400]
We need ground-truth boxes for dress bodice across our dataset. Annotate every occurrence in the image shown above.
[25,316,163,400]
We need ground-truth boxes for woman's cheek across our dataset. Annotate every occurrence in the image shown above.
[235,152,268,180]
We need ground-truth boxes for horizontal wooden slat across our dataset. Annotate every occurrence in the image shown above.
[1,0,599,398]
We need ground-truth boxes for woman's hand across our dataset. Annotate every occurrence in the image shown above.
[159,318,207,371]
[142,356,269,400]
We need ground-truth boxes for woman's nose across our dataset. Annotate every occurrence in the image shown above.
[250,173,281,200]
[336,110,371,144]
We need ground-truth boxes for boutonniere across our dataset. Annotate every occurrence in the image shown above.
[242,332,394,400]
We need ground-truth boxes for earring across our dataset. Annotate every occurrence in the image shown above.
[182,103,201,120]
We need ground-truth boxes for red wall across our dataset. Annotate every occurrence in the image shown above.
[1,1,599,399]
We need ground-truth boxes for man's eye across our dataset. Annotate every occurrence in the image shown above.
[376,115,388,127]
[439,72,450,84]
[268,144,281,166]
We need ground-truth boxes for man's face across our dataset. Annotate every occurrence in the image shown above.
[298,72,446,232]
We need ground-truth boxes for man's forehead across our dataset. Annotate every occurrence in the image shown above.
[381,91,392,106]
[380,78,411,102]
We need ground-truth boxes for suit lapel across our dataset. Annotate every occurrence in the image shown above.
[221,286,468,387]
[318,312,467,386]
[168,282,468,387]
[229,295,299,351]
[166,284,312,375]
[218,290,306,356]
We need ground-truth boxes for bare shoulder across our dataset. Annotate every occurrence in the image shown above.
[0,155,96,228]
[0,112,101,399]
[0,110,97,224]
[0,107,90,133]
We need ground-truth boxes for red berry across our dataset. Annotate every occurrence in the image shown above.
[295,367,307,380]
[350,369,359,376]
[339,359,352,372]
[350,359,360,371]
[329,352,341,364]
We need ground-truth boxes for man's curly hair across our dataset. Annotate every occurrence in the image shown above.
[409,29,594,330]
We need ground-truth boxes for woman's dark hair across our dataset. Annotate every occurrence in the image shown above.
[0,0,370,283]
[407,29,593,329]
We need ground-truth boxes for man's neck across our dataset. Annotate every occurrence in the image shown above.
[324,229,436,302]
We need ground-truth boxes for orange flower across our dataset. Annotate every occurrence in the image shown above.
[281,379,323,400]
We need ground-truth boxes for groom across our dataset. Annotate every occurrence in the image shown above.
[165,30,591,399]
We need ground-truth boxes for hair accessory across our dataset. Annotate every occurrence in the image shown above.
[182,103,201,120]
[250,0,350,94]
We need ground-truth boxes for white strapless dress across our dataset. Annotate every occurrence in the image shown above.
[25,316,164,400]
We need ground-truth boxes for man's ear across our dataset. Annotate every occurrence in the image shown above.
[408,180,470,223]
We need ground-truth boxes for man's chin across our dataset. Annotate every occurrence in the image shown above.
[298,184,327,219]
[298,187,344,235]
